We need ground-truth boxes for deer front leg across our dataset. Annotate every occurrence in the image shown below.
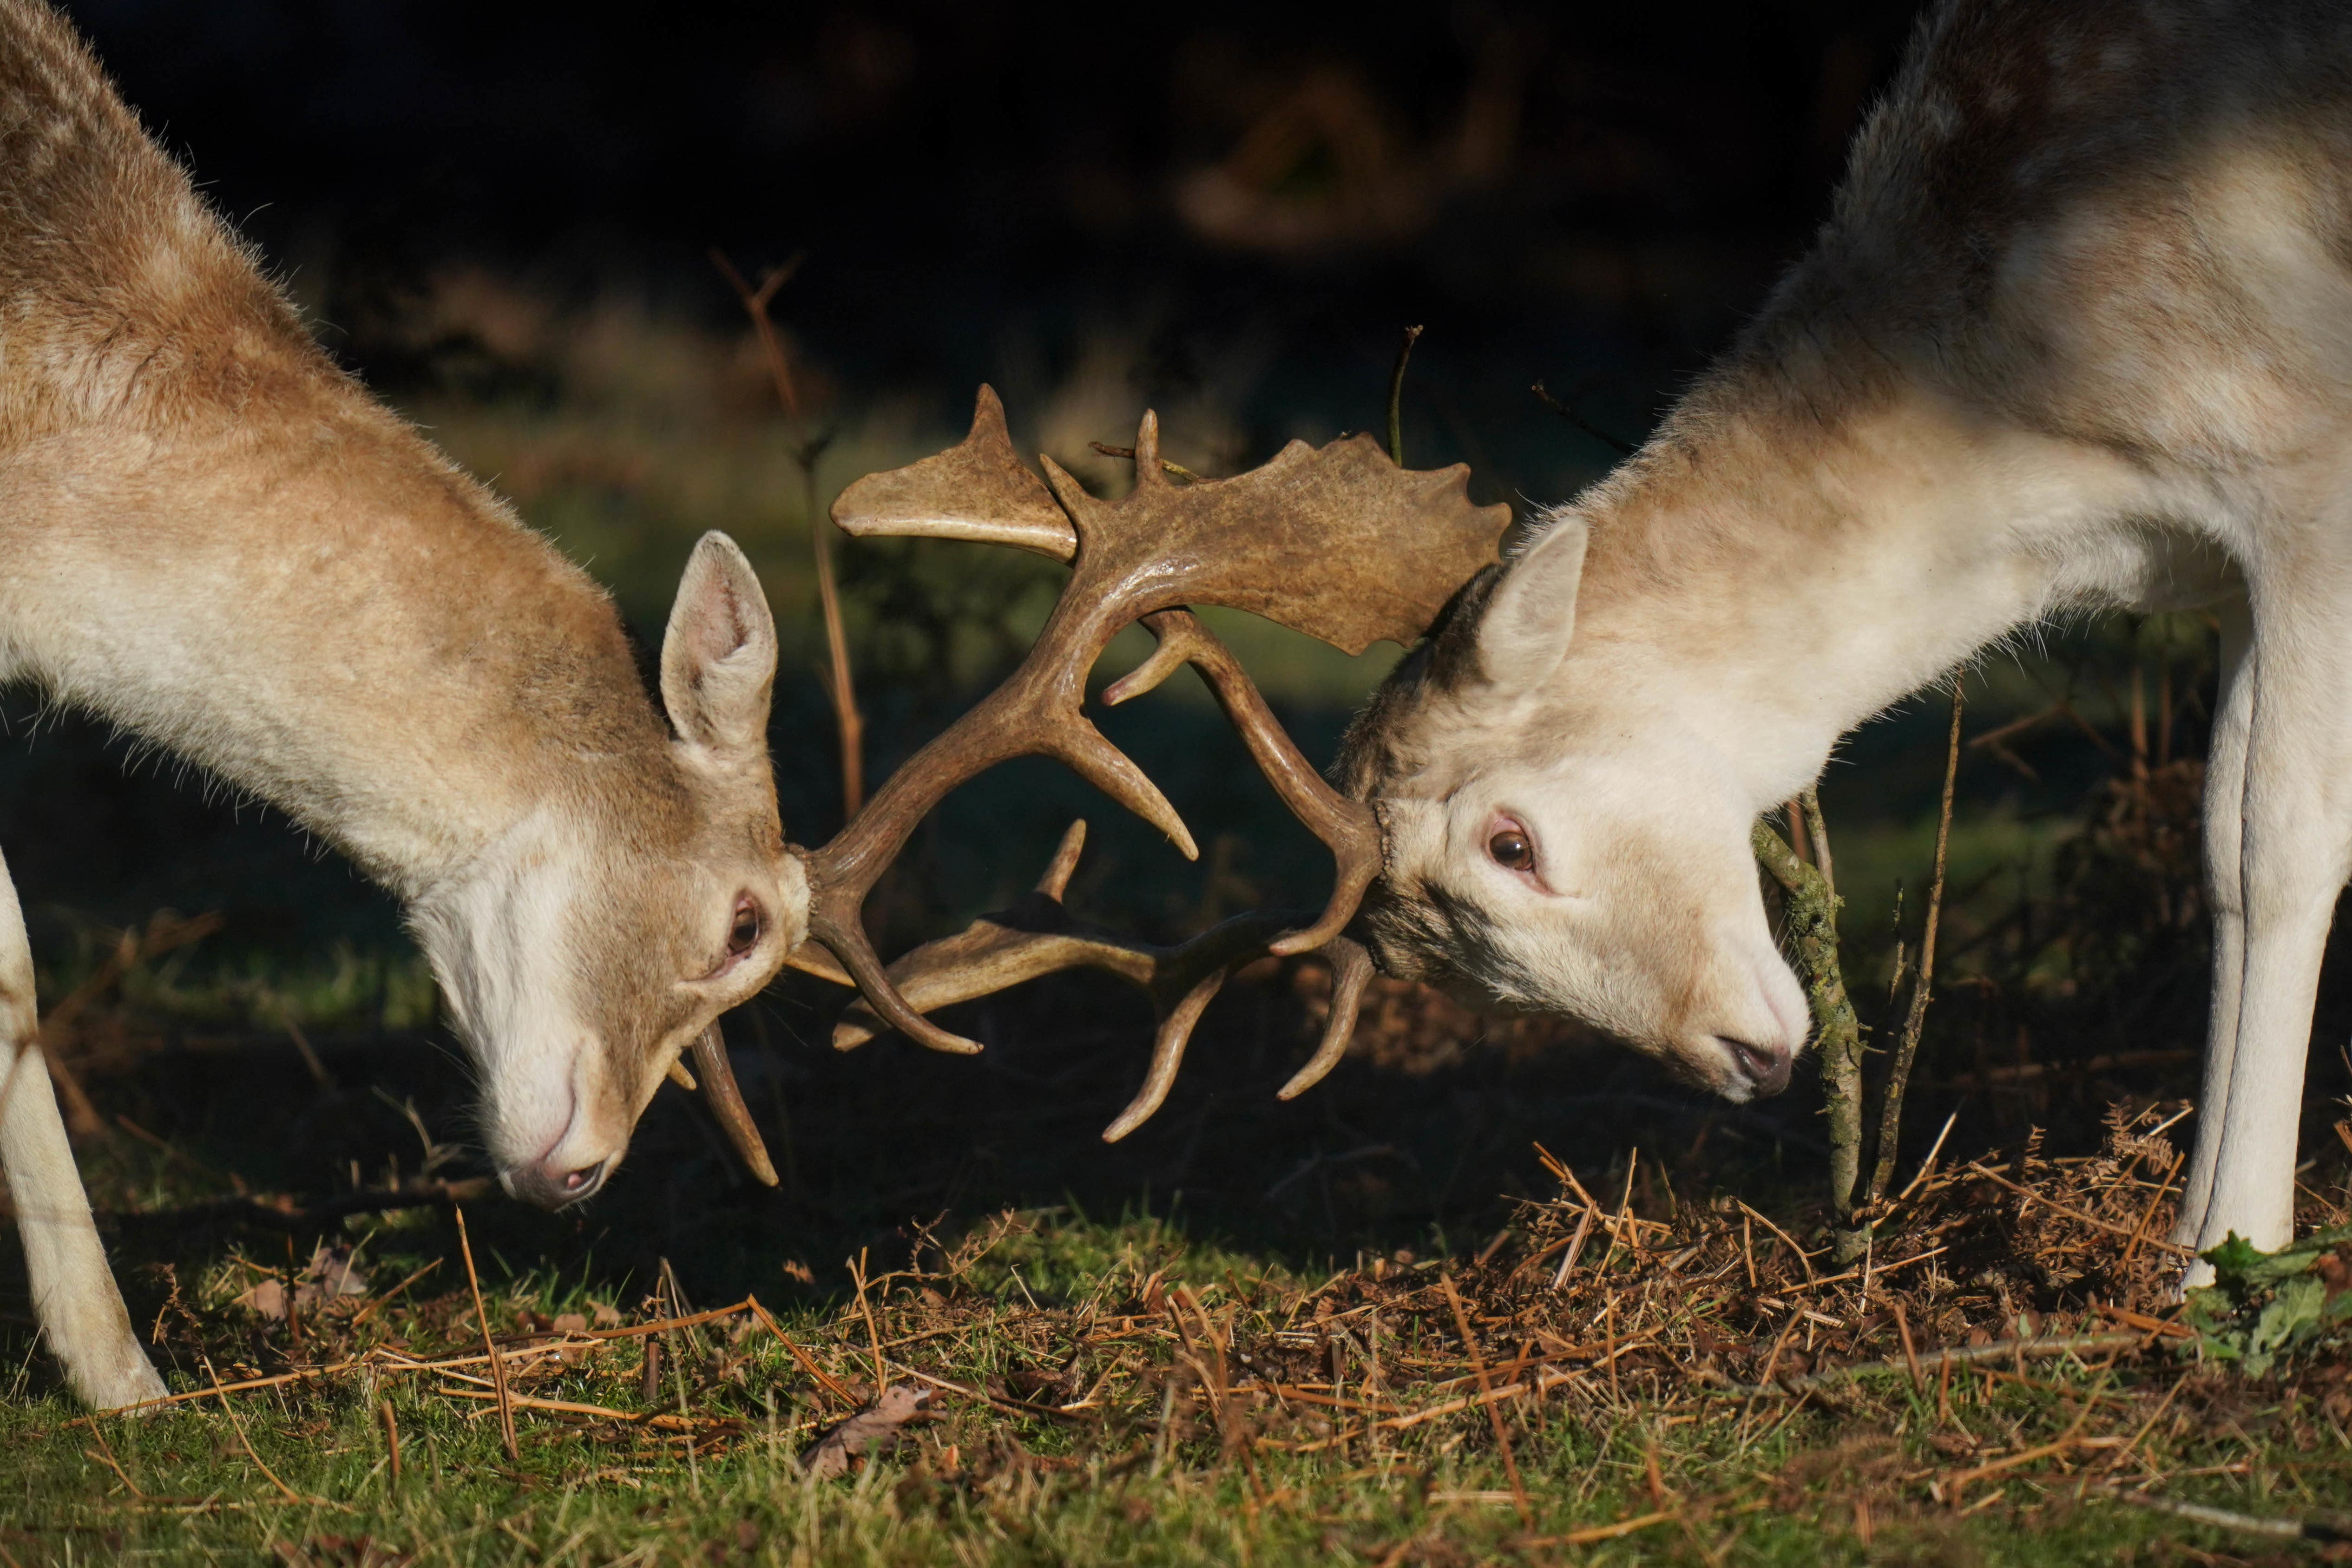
[2176,595,2252,1258]
[0,853,163,1407]
[2188,594,2352,1268]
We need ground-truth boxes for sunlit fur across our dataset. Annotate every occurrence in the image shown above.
[0,1,803,1405]
[1346,0,2352,1283]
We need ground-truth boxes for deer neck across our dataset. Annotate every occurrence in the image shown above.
[0,377,680,903]
[1558,367,2198,810]
[0,13,685,904]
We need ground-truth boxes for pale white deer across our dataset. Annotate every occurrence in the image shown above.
[1338,0,2348,1277]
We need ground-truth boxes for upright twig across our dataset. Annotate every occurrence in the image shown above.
[378,1398,402,1487]
[453,1206,518,1464]
[1387,325,1424,467]
[850,1248,887,1392]
[802,429,858,813]
[1532,380,1639,457]
[1751,811,1865,1260]
[1868,678,1966,1206]
[711,248,864,816]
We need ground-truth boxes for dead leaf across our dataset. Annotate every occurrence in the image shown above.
[552,1312,588,1333]
[236,1278,289,1320]
[236,1245,370,1321]
[797,1385,929,1480]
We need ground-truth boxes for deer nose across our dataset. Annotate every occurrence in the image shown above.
[1724,1037,1793,1098]
[504,1154,613,1210]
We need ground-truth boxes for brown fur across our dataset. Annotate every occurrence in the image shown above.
[0,2,802,1406]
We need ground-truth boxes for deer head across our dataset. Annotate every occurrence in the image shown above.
[411,531,804,1206]
[1330,512,1811,1102]
[792,387,1506,1137]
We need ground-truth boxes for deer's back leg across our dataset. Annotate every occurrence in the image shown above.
[2188,567,2352,1266]
[0,851,163,1406]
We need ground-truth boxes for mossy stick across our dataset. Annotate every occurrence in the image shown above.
[1751,800,1865,1260]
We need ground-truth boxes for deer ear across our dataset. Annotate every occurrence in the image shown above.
[1476,514,1587,690]
[661,531,777,756]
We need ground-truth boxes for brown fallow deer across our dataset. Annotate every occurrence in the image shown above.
[0,0,1505,1406]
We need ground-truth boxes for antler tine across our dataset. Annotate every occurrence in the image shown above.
[1036,818,1087,899]
[808,899,988,1055]
[688,1022,779,1186]
[1100,966,1227,1143]
[1106,610,1382,956]
[1276,935,1373,1101]
[1132,408,1167,491]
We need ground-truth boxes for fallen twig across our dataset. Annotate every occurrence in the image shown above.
[2086,1484,2350,1542]
[1707,1331,2147,1399]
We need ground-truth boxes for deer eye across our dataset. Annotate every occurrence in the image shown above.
[726,897,763,958]
[1487,823,1536,873]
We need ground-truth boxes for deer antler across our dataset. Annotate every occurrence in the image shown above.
[831,821,1376,1141]
[792,386,1505,1062]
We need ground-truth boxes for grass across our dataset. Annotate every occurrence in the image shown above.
[3,1257,2303,1568]
[13,1010,2352,1567]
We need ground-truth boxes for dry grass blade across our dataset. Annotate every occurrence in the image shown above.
[1441,1272,1529,1526]
[1962,1162,2195,1256]
[453,1207,517,1464]
[2085,1485,2346,1542]
[743,1296,855,1404]
[1537,1510,1676,1547]
[1869,677,1964,1206]
[851,1250,887,1391]
[202,1357,312,1507]
[377,1399,400,1487]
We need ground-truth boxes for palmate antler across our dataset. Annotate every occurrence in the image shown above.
[785,386,1505,1133]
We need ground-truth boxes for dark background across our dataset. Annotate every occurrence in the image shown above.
[10,0,1934,967]
[60,0,1919,418]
